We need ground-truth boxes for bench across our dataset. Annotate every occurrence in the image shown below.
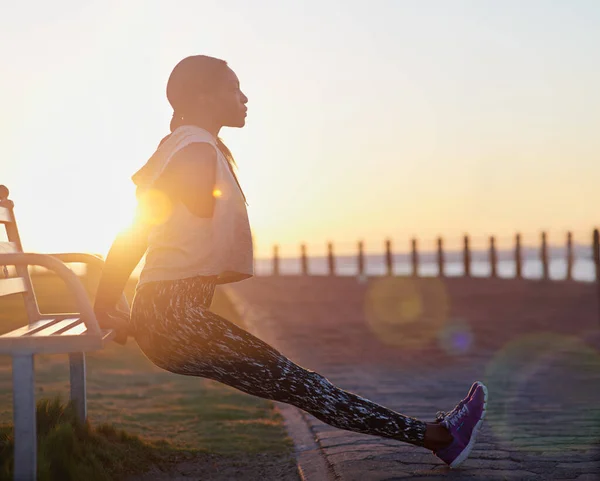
[0,185,128,481]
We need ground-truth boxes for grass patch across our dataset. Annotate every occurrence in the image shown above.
[0,271,294,479]
[0,396,177,481]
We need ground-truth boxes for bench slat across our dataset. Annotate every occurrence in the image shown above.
[0,329,115,355]
[58,322,88,336]
[2,318,67,337]
[0,205,12,223]
[30,318,84,337]
[5,317,91,338]
[0,241,20,254]
[0,277,28,297]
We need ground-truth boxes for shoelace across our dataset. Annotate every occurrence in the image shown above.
[444,404,469,428]
[435,398,468,423]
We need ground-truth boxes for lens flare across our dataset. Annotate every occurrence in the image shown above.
[364,277,450,349]
[137,188,172,226]
[484,332,600,454]
[437,318,474,356]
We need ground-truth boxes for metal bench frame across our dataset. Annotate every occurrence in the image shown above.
[0,185,127,480]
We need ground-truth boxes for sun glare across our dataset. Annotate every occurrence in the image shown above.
[136,188,173,226]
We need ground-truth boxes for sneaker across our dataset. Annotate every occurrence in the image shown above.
[433,382,488,468]
[434,381,483,423]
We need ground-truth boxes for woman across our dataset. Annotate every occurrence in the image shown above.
[93,55,487,469]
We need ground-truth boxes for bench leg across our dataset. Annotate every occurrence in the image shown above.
[12,354,37,481]
[69,352,87,422]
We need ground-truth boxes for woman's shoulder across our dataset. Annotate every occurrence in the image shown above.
[160,143,218,193]
[170,125,218,148]
[171,142,217,165]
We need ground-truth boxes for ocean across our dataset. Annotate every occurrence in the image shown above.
[253,247,598,282]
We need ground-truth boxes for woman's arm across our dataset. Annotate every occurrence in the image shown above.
[94,143,215,308]
[92,217,149,345]
[93,221,150,312]
[94,142,216,342]
[154,142,217,218]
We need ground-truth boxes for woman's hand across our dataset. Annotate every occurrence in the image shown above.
[93,306,131,345]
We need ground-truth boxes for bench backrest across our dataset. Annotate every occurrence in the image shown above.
[0,185,41,324]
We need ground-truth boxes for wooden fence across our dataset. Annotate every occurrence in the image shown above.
[269,229,600,284]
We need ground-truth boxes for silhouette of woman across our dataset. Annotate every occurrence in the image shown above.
[93,55,487,468]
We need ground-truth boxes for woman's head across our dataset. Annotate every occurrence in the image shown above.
[167,55,248,132]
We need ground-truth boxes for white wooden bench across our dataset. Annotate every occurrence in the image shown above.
[0,185,128,481]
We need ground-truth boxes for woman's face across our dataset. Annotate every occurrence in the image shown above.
[211,67,248,128]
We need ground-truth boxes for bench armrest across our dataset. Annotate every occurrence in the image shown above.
[47,252,130,313]
[0,253,101,335]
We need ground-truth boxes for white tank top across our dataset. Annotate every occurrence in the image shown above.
[134,126,253,288]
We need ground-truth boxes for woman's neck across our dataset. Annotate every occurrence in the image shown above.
[182,115,221,139]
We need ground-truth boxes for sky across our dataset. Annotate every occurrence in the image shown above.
[1,0,599,258]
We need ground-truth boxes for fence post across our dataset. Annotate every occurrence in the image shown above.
[411,238,418,277]
[490,236,497,278]
[300,243,308,276]
[273,244,279,276]
[327,242,335,276]
[463,235,471,277]
[566,232,573,281]
[437,237,445,277]
[358,241,365,277]
[515,233,522,279]
[541,231,549,281]
[594,229,600,325]
[385,239,393,276]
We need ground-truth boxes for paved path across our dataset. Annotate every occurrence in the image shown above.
[226,276,600,480]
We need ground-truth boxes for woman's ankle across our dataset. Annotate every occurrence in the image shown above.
[423,422,453,451]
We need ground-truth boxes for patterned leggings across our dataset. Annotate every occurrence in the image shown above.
[130,275,428,447]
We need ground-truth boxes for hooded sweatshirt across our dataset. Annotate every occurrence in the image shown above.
[131,125,253,288]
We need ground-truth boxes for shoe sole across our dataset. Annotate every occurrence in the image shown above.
[449,382,488,469]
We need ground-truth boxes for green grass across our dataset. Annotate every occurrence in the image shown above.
[0,397,173,481]
[0,271,294,480]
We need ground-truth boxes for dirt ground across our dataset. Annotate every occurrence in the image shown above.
[124,451,300,481]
